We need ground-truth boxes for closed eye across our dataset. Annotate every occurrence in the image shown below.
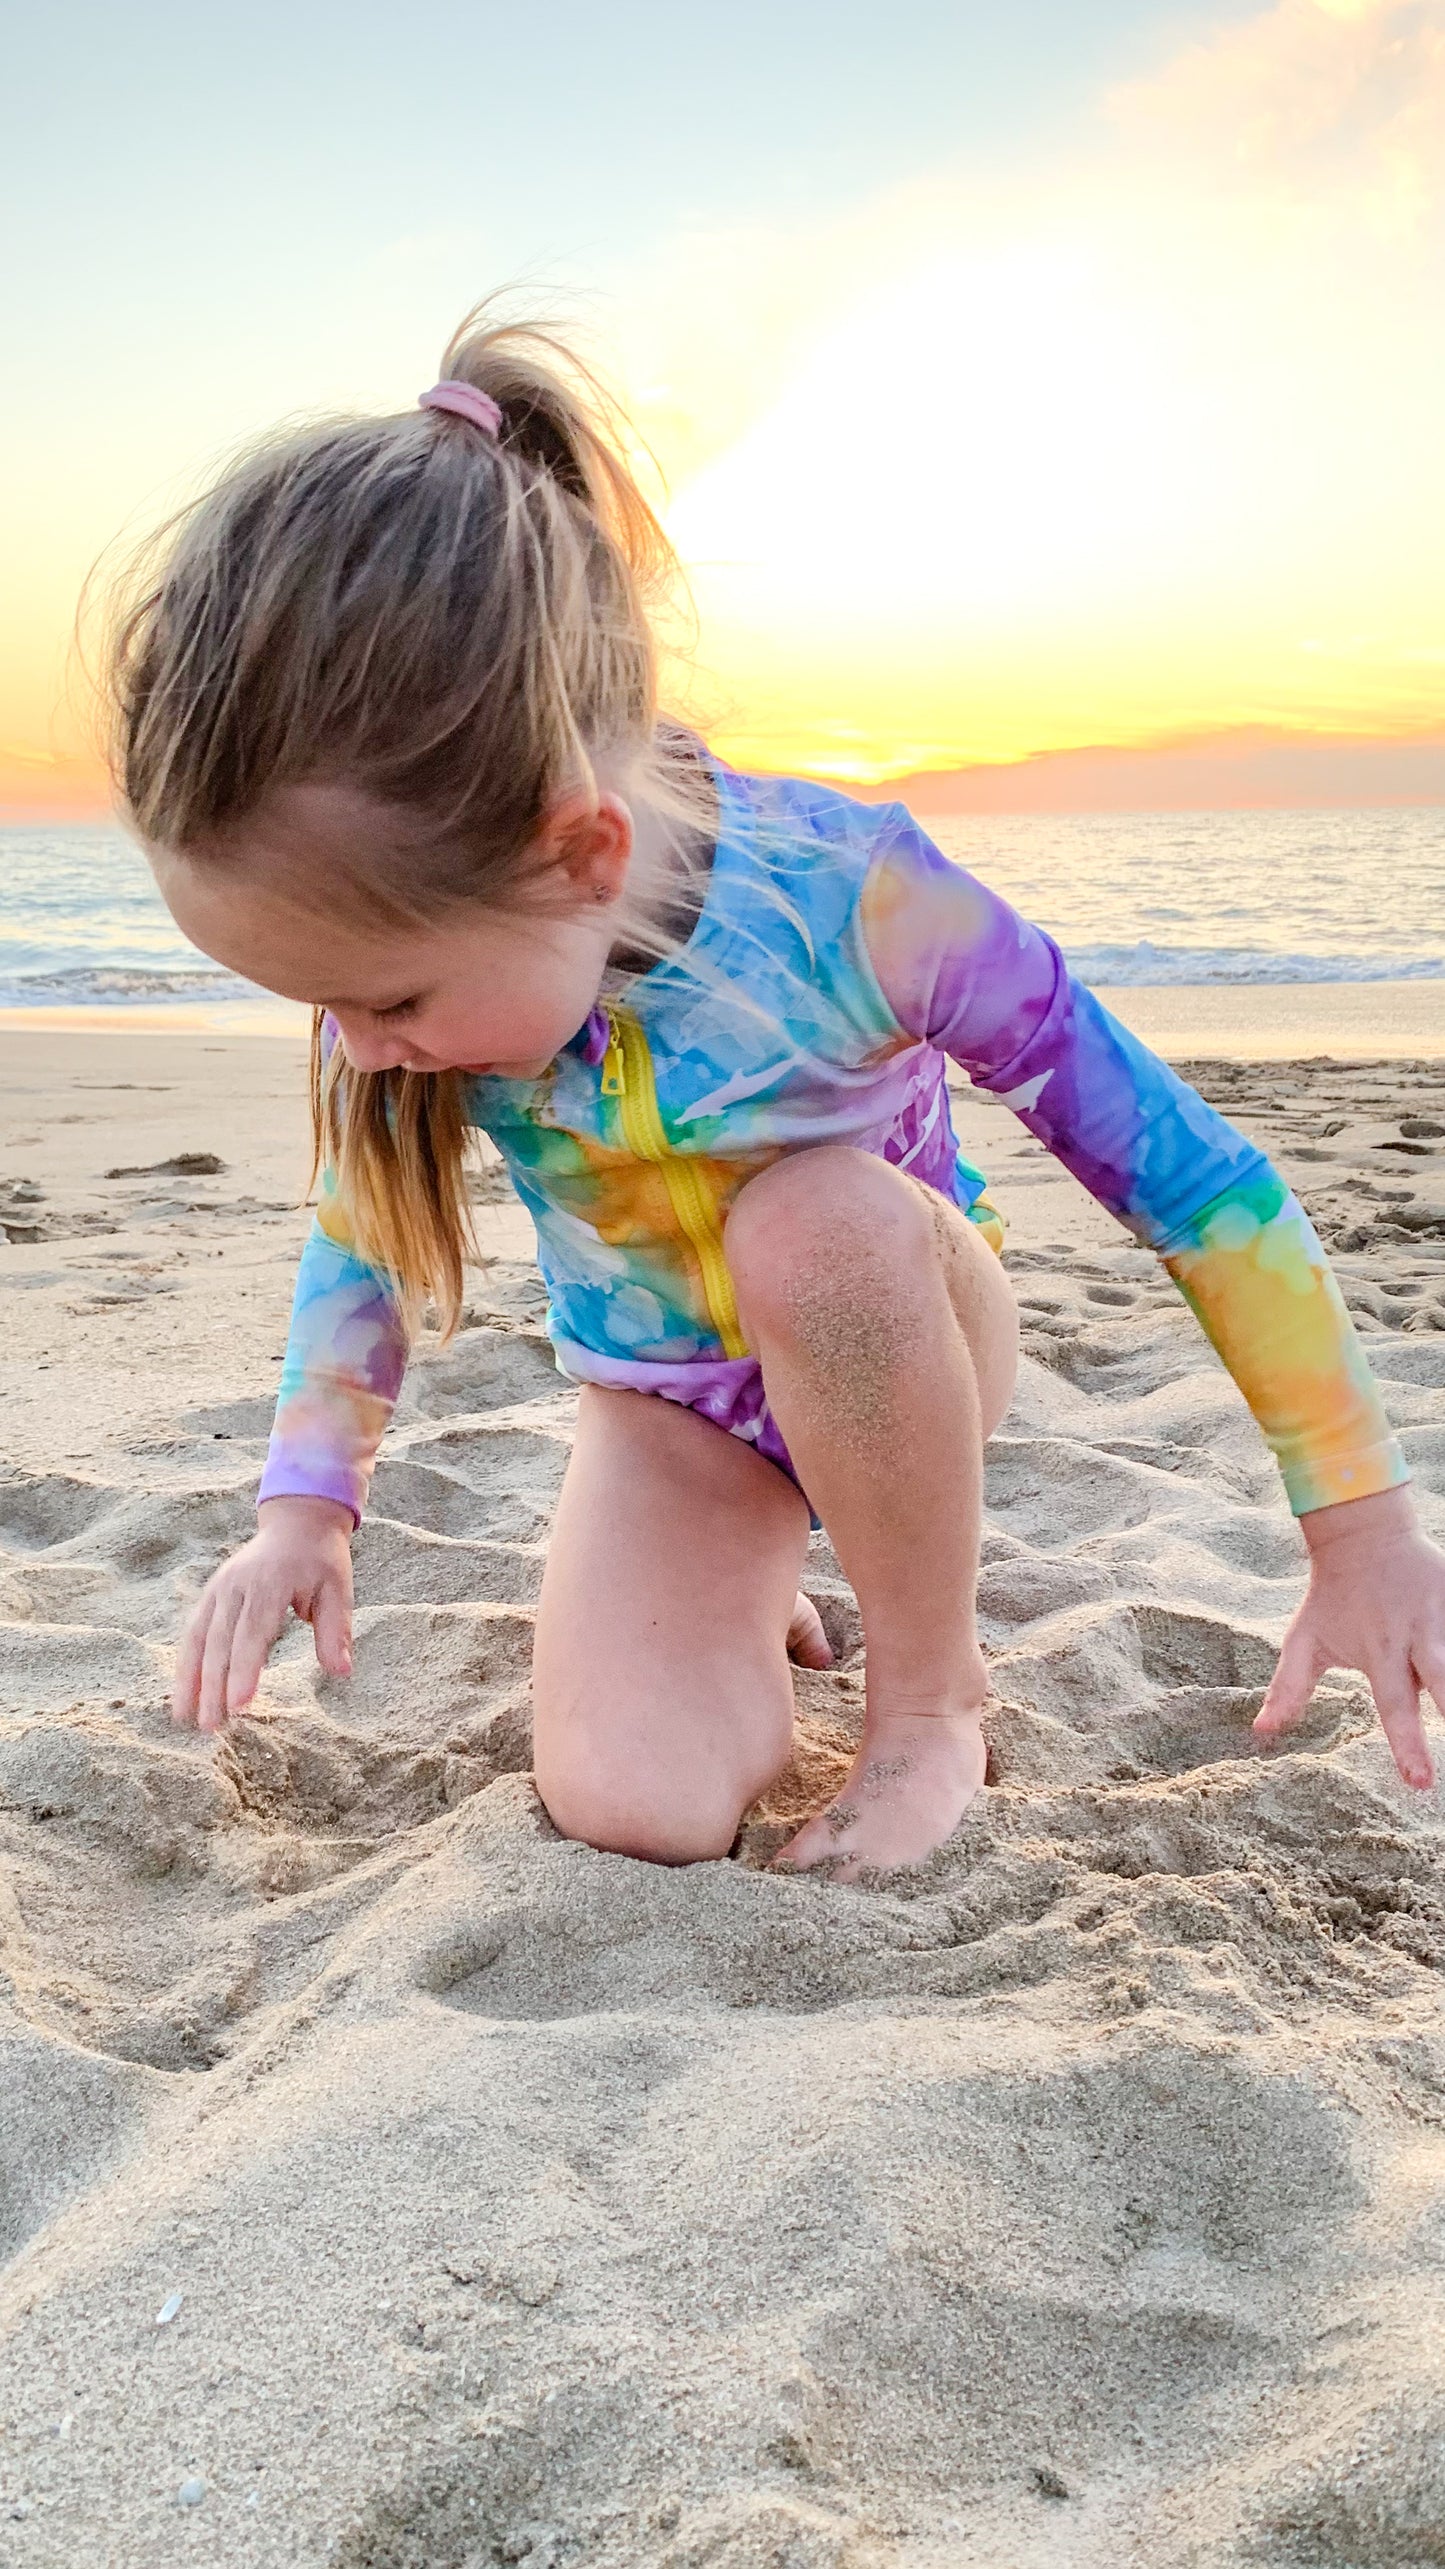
[374,996,421,1023]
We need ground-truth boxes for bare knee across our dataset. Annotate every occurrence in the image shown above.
[727,1146,1018,1430]
[726,1147,933,1346]
[537,1772,741,1866]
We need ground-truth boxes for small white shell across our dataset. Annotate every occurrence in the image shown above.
[155,2290,185,2326]
[177,2477,206,2508]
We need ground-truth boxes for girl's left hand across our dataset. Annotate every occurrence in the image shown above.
[1255,1484,1445,1791]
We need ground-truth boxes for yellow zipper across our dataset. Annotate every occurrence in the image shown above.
[601,1004,748,1358]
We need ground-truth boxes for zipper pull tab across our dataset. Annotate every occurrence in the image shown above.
[600,1006,625,1097]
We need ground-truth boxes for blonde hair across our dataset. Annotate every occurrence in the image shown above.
[110,305,710,1331]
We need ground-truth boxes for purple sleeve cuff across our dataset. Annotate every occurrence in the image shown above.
[256,1457,363,1529]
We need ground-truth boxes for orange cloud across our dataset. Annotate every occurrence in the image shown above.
[0,744,110,820]
[1109,0,1445,227]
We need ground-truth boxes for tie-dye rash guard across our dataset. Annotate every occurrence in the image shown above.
[259,763,1408,1526]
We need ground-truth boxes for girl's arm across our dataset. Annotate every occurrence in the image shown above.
[860,811,1442,1789]
[860,811,1405,1515]
[172,1155,406,1734]
[257,1167,411,1525]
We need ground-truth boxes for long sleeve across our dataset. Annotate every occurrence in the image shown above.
[860,808,1408,1516]
[257,1162,410,1525]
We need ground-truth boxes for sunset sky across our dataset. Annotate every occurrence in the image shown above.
[3,0,1443,811]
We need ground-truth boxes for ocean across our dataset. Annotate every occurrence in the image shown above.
[0,808,1440,1012]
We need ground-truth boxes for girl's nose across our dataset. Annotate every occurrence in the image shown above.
[333,1022,416,1074]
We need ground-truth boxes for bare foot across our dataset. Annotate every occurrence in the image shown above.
[771,1708,987,1882]
[787,1592,834,1668]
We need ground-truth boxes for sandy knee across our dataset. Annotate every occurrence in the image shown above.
[726,1148,934,1344]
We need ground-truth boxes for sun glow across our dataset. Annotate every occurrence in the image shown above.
[632,0,1445,782]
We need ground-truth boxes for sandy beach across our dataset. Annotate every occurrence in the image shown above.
[1,1016,1443,2568]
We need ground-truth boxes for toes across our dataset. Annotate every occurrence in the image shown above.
[769,1819,820,1872]
[786,1593,834,1669]
[770,1806,858,1872]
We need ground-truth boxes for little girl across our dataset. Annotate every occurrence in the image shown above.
[113,312,1444,1878]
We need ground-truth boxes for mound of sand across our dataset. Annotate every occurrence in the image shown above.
[0,1029,1442,2567]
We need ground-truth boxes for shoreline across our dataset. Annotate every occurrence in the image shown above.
[0,975,1440,1060]
[1099,976,1445,1060]
[0,1000,307,1040]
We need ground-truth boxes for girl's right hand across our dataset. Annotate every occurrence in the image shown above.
[172,1495,356,1732]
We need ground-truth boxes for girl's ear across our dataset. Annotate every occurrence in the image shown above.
[536,789,634,908]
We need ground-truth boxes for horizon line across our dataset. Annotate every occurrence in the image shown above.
[4,721,1444,825]
[788,724,1445,814]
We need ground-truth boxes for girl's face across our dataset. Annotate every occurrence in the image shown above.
[155,785,633,1078]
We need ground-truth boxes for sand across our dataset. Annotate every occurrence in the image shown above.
[0,1021,1443,2569]
[1097,978,1445,1065]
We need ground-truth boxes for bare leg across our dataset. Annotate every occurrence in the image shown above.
[532,1386,812,1861]
[725,1147,1018,1879]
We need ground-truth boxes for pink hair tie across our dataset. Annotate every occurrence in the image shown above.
[418,380,503,438]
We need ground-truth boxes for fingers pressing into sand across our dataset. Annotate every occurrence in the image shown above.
[306,1568,356,1681]
[1255,1486,1444,1793]
[171,1497,355,1732]
[1258,1615,1437,1791]
[197,1587,245,1730]
[169,1590,213,1730]
[1372,1661,1437,1796]
[1418,1645,1445,1725]
[1253,1618,1326,1742]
